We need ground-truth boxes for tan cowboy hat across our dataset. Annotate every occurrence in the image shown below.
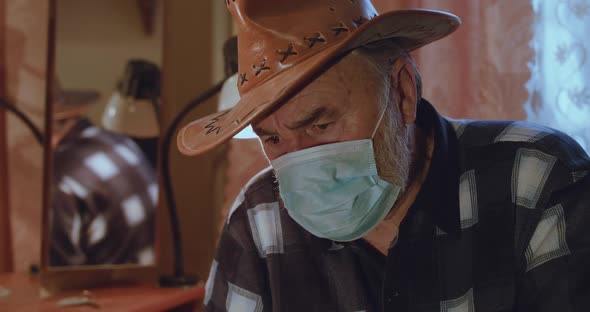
[177,0,460,156]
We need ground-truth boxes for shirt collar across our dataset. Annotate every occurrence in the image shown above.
[410,99,461,237]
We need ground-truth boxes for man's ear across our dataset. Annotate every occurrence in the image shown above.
[391,58,418,125]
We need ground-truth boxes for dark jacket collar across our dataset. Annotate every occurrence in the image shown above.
[409,99,461,237]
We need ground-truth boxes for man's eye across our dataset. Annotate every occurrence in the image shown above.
[265,136,280,145]
[313,122,333,131]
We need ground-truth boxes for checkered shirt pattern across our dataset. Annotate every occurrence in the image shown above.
[204,100,590,311]
[49,119,157,266]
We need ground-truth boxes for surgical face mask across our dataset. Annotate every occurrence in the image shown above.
[270,107,402,242]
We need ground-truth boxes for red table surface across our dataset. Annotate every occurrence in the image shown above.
[0,272,205,311]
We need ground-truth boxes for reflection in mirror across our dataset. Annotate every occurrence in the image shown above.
[48,0,162,268]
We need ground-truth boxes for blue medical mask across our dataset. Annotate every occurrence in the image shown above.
[270,108,402,242]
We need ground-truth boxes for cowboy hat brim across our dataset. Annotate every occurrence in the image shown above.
[177,9,460,156]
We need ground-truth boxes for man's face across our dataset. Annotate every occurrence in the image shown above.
[253,52,412,188]
[254,53,385,160]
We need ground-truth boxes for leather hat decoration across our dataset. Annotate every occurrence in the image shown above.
[178,0,460,156]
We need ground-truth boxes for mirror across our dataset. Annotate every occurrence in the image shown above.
[44,0,163,269]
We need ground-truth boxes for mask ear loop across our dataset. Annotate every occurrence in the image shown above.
[371,104,388,140]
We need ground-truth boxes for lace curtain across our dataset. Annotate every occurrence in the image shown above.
[525,0,590,152]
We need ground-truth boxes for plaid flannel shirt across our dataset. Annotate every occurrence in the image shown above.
[50,119,157,266]
[205,100,590,312]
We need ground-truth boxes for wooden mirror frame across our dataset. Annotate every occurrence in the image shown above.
[39,0,162,294]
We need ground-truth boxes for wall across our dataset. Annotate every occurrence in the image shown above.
[55,0,163,123]
[160,0,231,280]
[371,0,532,121]
[3,0,49,272]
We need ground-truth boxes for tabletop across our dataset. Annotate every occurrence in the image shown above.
[0,272,204,311]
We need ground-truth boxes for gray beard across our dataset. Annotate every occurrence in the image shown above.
[373,106,412,193]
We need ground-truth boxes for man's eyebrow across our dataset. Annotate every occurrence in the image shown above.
[253,106,334,136]
[286,107,331,130]
[253,126,276,137]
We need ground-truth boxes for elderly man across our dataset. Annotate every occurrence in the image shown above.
[178,0,590,311]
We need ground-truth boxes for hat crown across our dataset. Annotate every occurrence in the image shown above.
[227,0,378,94]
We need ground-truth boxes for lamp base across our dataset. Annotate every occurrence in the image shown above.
[159,274,199,288]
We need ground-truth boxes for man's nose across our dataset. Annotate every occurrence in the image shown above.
[282,135,322,155]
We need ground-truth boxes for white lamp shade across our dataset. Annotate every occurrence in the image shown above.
[102,92,159,138]
[218,74,257,139]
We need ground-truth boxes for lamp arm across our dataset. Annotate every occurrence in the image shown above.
[0,97,45,146]
[159,79,225,286]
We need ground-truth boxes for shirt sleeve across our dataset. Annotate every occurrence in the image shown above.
[204,202,271,312]
[516,158,590,311]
